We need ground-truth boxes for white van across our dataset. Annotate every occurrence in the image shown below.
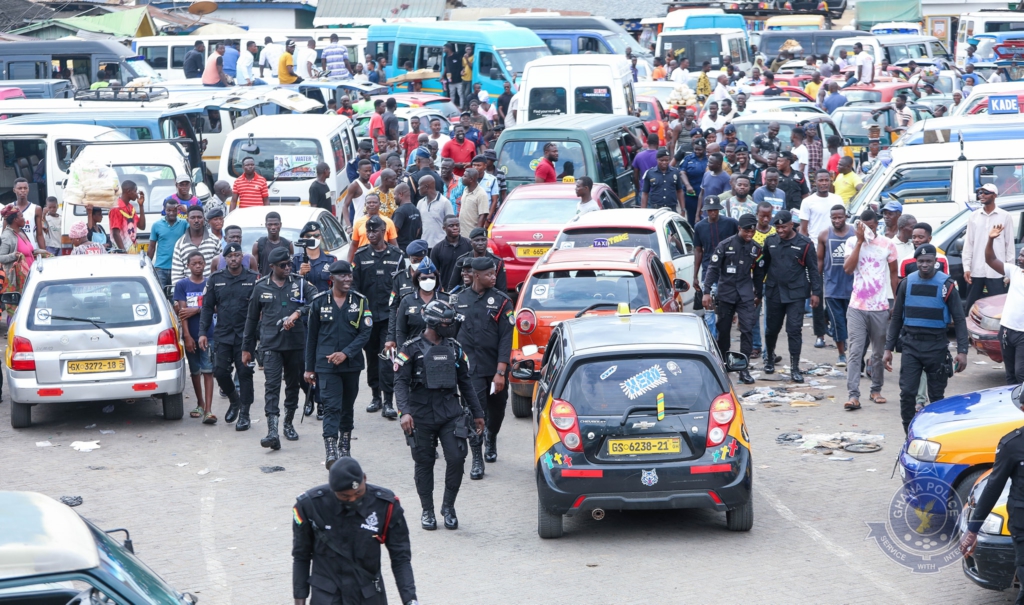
[655,28,751,72]
[954,81,1024,116]
[847,140,1024,227]
[218,113,357,206]
[829,34,952,69]
[956,11,1024,67]
[520,55,636,122]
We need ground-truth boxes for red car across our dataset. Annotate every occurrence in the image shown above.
[968,294,1006,363]
[637,95,667,144]
[369,93,460,120]
[488,182,621,292]
[843,81,915,104]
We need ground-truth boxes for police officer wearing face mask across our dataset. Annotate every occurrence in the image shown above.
[451,256,514,473]
[396,299,484,531]
[394,259,452,345]
[383,239,429,357]
[292,457,419,605]
[306,261,374,468]
[452,228,506,292]
[244,247,318,450]
[353,216,406,420]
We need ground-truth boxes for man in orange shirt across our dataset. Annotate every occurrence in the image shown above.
[368,100,386,151]
[441,125,476,177]
[347,193,399,262]
[652,57,667,81]
[230,157,269,210]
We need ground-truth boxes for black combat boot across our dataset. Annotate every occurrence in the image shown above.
[366,390,383,413]
[764,351,776,374]
[235,403,251,431]
[484,430,497,462]
[224,398,239,423]
[316,402,324,421]
[790,356,804,383]
[340,431,351,457]
[738,369,755,384]
[441,505,458,530]
[261,415,281,450]
[381,393,398,420]
[470,444,485,480]
[421,509,437,531]
[283,409,299,441]
[324,436,339,469]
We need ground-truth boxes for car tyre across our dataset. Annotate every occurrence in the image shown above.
[163,393,184,420]
[954,469,987,511]
[11,399,30,429]
[537,499,563,539]
[726,500,754,532]
[512,392,532,418]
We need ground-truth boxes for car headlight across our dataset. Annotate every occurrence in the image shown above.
[981,513,1004,535]
[979,316,1002,331]
[907,439,941,462]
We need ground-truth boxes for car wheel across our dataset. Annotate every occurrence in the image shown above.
[726,500,754,531]
[162,393,184,420]
[512,392,532,418]
[537,499,564,539]
[11,399,30,429]
[954,469,987,511]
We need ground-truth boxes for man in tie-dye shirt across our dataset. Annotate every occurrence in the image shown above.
[842,208,898,411]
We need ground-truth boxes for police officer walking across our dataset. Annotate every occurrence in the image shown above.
[393,260,451,345]
[384,240,429,355]
[199,242,258,430]
[243,247,317,450]
[353,216,406,420]
[452,228,507,292]
[396,299,484,531]
[640,149,685,212]
[292,221,337,420]
[292,457,419,605]
[451,256,514,476]
[760,210,822,382]
[305,261,374,468]
[702,213,765,384]
[883,244,968,433]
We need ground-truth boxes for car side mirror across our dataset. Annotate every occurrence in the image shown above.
[725,351,748,372]
[489,67,502,81]
[0,292,20,306]
[511,359,540,381]
[673,278,690,292]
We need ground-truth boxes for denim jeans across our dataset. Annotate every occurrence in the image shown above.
[752,301,763,351]
[154,268,172,289]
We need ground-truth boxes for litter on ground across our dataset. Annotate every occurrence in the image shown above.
[70,441,101,452]
[197,468,210,475]
[36,441,52,447]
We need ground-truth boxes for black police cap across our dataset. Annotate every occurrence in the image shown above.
[328,457,363,492]
[328,260,353,274]
[471,256,496,271]
[268,247,291,264]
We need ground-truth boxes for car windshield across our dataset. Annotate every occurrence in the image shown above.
[497,46,550,76]
[228,138,322,181]
[560,356,722,415]
[29,278,159,331]
[520,269,650,312]
[931,206,972,249]
[844,90,883,103]
[72,164,182,215]
[125,56,162,81]
[494,197,580,226]
[732,122,795,151]
[554,227,658,251]
[761,33,815,56]
[89,521,190,604]
[241,227,301,253]
[497,140,586,180]
[833,109,884,138]
[423,100,461,118]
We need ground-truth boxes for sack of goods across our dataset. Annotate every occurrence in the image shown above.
[779,39,804,54]
[667,84,698,109]
[63,158,121,207]
[919,65,939,84]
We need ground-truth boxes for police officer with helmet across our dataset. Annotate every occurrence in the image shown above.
[396,299,484,531]
[884,243,969,434]
[451,256,514,476]
[702,213,765,385]
[305,260,374,468]
[292,457,419,605]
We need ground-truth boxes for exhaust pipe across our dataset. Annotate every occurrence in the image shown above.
[591,508,605,521]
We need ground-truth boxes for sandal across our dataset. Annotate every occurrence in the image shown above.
[202,412,217,425]
[844,400,861,411]
[190,406,203,418]
[870,393,887,404]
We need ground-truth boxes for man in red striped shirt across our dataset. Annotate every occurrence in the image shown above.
[231,157,269,210]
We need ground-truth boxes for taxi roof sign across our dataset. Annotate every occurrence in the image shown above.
[989,95,1021,115]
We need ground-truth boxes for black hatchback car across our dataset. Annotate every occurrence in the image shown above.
[513,312,753,539]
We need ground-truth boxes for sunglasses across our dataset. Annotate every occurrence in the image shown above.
[276,262,291,269]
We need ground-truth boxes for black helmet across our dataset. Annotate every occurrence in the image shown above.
[421,299,456,329]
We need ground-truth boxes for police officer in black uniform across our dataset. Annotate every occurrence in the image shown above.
[305,261,374,468]
[353,215,406,420]
[396,299,484,531]
[702,213,765,385]
[383,239,429,357]
[760,209,822,383]
[884,244,969,433]
[394,259,451,346]
[292,457,419,605]
[451,228,507,292]
[243,247,317,450]
[292,221,337,420]
[448,256,474,295]
[451,256,514,474]
[199,242,258,430]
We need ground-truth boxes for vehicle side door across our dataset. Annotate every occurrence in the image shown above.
[649,255,677,311]
[3,56,50,80]
[667,217,696,305]
[534,330,564,425]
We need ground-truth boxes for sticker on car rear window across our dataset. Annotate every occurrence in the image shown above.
[532,284,550,300]
[35,308,51,325]
[559,241,574,249]
[620,364,668,400]
[600,365,617,380]
[607,233,629,245]
[593,238,609,248]
[666,361,681,375]
[133,304,150,320]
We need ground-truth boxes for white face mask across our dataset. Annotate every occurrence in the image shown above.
[307,237,321,249]
[419,278,436,291]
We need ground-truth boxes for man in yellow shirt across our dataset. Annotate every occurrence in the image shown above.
[278,40,300,84]
[833,156,862,206]
[804,71,822,104]
[459,46,474,110]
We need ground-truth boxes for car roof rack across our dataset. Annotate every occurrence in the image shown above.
[73,86,169,102]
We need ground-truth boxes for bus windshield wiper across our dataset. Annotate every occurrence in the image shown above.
[51,315,114,338]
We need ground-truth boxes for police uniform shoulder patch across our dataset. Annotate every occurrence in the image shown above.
[312,290,330,300]
[711,253,719,262]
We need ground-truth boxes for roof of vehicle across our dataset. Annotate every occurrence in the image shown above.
[729,111,833,124]
[562,207,673,229]
[506,182,609,200]
[0,491,100,581]
[539,246,653,268]
[224,205,329,228]
[380,93,452,103]
[563,313,707,351]
[368,22,544,48]
[525,54,630,68]
[832,102,895,112]
[888,138,1024,163]
[845,81,913,92]
[0,39,135,56]
[74,141,190,170]
[503,113,643,133]
[659,27,748,36]
[31,253,157,280]
[222,113,351,138]
[354,107,445,120]
[840,34,941,45]
[896,114,1024,145]
[761,29,867,39]
[0,123,126,140]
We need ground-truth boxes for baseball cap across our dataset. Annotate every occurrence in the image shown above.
[176,174,191,183]
[882,201,903,213]
[979,183,999,195]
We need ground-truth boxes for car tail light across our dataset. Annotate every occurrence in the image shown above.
[156,328,182,364]
[550,399,583,452]
[635,306,654,314]
[707,393,736,447]
[516,308,537,335]
[11,336,35,371]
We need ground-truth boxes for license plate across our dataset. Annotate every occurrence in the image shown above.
[607,437,681,455]
[849,146,863,154]
[516,246,550,258]
[68,358,126,374]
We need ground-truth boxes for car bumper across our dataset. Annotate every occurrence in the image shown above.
[963,532,1016,591]
[6,363,186,404]
[538,441,752,516]
[968,316,1003,363]
[898,448,969,513]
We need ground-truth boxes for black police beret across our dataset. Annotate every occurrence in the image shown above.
[268,247,291,264]
[329,260,353,274]
[738,213,757,229]
[300,221,320,236]
[469,227,488,239]
[471,256,496,271]
[328,457,363,492]
[772,210,793,225]
[224,242,243,255]
[366,216,386,231]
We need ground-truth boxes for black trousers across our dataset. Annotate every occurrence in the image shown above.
[765,297,805,359]
[362,318,392,396]
[213,341,254,407]
[263,349,303,417]
[1001,326,1024,385]
[812,299,828,338]
[411,415,467,511]
[898,338,949,435]
[965,277,1008,314]
[715,298,755,358]
[470,375,509,443]
[321,371,361,438]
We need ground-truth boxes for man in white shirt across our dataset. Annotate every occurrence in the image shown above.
[259,37,284,78]
[575,177,601,216]
[700,101,727,144]
[670,58,690,85]
[889,94,915,135]
[963,183,1016,311]
[790,126,809,181]
[236,41,265,86]
[427,117,450,149]
[800,169,843,245]
[295,40,318,80]
[855,42,874,85]
[984,222,1024,384]
[711,73,732,103]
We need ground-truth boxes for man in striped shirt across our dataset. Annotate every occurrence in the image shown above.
[171,206,222,283]
[320,34,352,79]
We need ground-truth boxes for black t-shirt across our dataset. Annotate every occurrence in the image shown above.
[777,170,809,210]
[497,92,513,117]
[308,180,332,211]
[445,53,462,84]
[410,167,443,203]
[392,203,422,252]
[383,111,400,141]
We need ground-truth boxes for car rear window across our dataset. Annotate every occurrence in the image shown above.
[844,90,883,104]
[228,138,322,181]
[833,109,883,138]
[521,270,650,312]
[494,197,580,226]
[732,122,795,152]
[497,140,587,180]
[28,278,159,331]
[560,356,722,415]
[554,227,658,251]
